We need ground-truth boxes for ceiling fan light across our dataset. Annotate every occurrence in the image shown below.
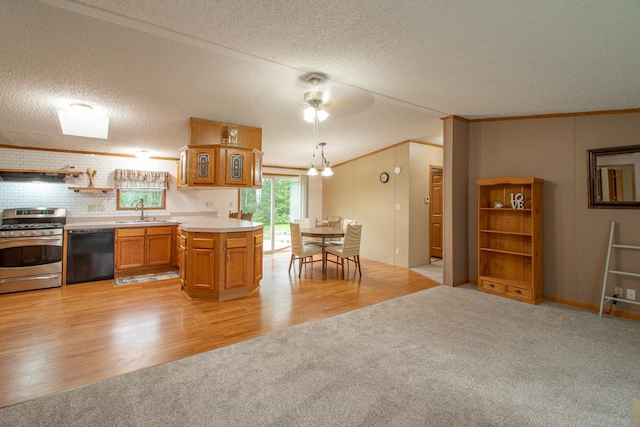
[303,107,316,123]
[316,109,329,122]
[307,166,319,176]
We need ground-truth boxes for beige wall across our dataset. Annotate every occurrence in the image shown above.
[323,141,443,268]
[467,111,640,311]
[443,118,469,286]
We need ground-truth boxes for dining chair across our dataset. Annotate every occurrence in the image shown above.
[294,218,316,244]
[325,224,363,278]
[289,222,323,277]
[229,211,240,219]
[240,211,253,220]
[327,218,356,245]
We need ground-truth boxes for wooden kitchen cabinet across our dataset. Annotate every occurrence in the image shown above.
[115,226,175,276]
[224,234,249,290]
[253,230,263,282]
[115,228,145,270]
[477,177,543,304]
[187,234,217,293]
[188,146,216,185]
[178,145,263,189]
[177,228,187,289]
[222,148,252,187]
[189,117,261,150]
[177,117,263,189]
[180,227,263,300]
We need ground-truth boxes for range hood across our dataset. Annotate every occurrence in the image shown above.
[0,168,83,183]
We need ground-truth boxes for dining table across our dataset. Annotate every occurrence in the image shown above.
[300,227,345,273]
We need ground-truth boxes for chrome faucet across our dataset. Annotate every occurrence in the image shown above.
[134,198,145,221]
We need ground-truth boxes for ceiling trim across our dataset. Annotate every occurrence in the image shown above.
[467,108,640,123]
[0,144,178,162]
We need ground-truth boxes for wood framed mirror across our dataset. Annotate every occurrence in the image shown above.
[588,144,640,208]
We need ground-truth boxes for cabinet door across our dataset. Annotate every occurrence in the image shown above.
[225,247,248,289]
[178,150,188,187]
[253,151,263,187]
[223,148,251,186]
[177,232,187,288]
[147,234,173,267]
[188,236,216,291]
[189,147,216,184]
[115,236,145,270]
[253,231,263,282]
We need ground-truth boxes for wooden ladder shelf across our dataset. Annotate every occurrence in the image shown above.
[598,221,640,317]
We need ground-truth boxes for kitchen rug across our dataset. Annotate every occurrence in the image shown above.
[113,270,179,286]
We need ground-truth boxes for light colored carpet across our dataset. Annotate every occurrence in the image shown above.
[1,285,639,427]
[411,259,442,283]
[113,270,179,286]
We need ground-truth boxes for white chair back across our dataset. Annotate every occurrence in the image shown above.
[341,224,362,258]
[294,218,310,229]
[342,219,356,230]
[290,222,304,256]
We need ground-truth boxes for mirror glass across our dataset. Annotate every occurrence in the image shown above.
[588,145,640,208]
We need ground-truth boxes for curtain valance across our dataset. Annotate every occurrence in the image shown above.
[114,169,170,190]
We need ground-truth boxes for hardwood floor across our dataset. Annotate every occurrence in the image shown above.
[0,252,439,408]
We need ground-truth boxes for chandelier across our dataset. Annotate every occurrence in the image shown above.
[303,74,329,129]
[307,142,333,176]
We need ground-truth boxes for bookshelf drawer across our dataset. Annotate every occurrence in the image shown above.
[479,279,504,293]
[505,284,531,301]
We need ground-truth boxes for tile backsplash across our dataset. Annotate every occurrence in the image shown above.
[0,148,237,218]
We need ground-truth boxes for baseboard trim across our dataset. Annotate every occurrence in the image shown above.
[545,295,640,321]
[453,279,474,287]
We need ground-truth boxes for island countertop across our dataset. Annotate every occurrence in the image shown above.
[65,216,263,232]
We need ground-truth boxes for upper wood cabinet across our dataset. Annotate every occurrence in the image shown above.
[178,118,263,189]
[188,117,261,150]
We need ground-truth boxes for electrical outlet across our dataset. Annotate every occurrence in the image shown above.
[97,204,105,212]
[395,248,400,255]
[87,204,96,212]
[615,287,624,298]
[626,289,636,301]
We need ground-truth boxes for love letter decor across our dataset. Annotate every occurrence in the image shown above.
[510,192,525,209]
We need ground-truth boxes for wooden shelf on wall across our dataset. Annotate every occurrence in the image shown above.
[68,187,113,193]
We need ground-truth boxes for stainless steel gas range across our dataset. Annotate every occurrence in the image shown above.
[0,208,66,294]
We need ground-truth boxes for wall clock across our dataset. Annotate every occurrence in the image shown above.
[380,172,389,183]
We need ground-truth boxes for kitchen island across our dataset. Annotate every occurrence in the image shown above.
[176,217,264,301]
[64,216,264,301]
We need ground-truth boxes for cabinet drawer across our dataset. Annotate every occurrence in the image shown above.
[116,227,145,237]
[192,237,216,249]
[253,233,263,245]
[479,279,504,293]
[147,226,173,236]
[505,285,531,300]
[227,237,248,248]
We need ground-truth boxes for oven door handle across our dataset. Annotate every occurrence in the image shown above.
[0,274,60,285]
[0,236,62,247]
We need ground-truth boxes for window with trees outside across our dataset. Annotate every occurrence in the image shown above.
[241,176,301,252]
[113,169,170,211]
[117,190,166,210]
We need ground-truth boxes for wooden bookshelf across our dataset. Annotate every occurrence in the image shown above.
[477,177,544,304]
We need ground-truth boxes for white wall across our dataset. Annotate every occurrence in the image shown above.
[0,147,238,218]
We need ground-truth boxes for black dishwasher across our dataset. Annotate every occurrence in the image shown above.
[66,228,115,284]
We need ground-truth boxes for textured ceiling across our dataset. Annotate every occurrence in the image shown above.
[0,0,639,167]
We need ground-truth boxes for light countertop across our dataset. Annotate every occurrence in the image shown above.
[65,216,263,232]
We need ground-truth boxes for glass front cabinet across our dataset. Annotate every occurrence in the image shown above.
[178,145,263,189]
